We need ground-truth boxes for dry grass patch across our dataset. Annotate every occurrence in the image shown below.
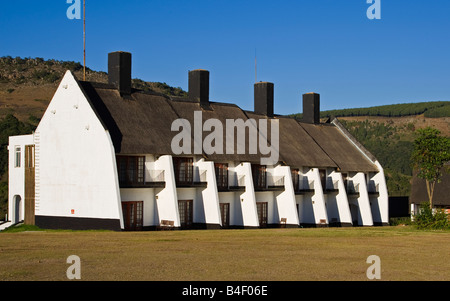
[0,226,449,281]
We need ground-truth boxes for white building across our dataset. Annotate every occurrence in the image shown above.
[5,51,389,231]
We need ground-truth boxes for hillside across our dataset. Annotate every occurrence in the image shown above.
[291,101,450,120]
[0,56,187,123]
[1,56,449,219]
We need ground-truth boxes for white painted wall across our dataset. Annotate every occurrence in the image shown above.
[154,155,180,227]
[327,169,352,225]
[371,161,389,225]
[34,71,122,225]
[350,172,373,226]
[271,165,299,226]
[198,159,221,227]
[235,162,259,227]
[300,168,328,225]
[8,134,34,224]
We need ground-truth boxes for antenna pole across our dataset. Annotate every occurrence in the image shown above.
[255,48,257,83]
[83,0,86,81]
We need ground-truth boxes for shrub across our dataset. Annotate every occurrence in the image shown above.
[413,202,449,230]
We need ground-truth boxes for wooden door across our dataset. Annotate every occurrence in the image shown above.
[256,202,268,228]
[220,203,230,228]
[122,201,143,231]
[178,200,193,229]
[24,145,35,225]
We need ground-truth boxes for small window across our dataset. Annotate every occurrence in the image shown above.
[116,156,145,186]
[251,164,266,190]
[173,157,193,185]
[14,146,21,168]
[215,163,228,190]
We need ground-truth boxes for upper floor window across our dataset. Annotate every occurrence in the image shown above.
[14,146,21,168]
[173,157,193,185]
[252,164,266,190]
[116,156,145,186]
[215,163,228,190]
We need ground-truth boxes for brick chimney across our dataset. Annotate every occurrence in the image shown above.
[303,92,320,124]
[189,69,210,107]
[254,82,274,117]
[108,51,132,96]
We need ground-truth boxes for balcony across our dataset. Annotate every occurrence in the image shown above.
[173,157,207,188]
[266,175,285,191]
[119,169,166,189]
[324,179,339,194]
[346,181,360,197]
[176,168,208,188]
[368,180,380,196]
[228,174,246,192]
[295,178,315,195]
[117,155,166,189]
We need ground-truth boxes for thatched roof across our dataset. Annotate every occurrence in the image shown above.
[79,80,379,172]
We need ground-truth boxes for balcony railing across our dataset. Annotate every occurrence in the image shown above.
[120,169,166,188]
[346,181,360,197]
[228,174,245,191]
[368,180,379,195]
[324,179,339,194]
[295,178,315,194]
[267,175,285,190]
[148,170,165,182]
[176,167,208,188]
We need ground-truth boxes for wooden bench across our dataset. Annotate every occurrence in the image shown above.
[280,217,287,228]
[157,220,175,230]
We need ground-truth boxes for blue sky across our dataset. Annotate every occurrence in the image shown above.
[1,0,449,115]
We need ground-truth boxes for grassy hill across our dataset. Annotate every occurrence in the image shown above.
[1,56,449,219]
[291,101,450,119]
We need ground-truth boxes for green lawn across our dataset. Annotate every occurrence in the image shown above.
[0,226,449,281]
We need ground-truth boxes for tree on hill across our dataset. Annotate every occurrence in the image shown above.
[411,127,450,209]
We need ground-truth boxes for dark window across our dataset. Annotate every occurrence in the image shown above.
[14,146,21,168]
[215,163,228,190]
[319,169,326,190]
[173,157,193,185]
[291,169,300,192]
[342,173,348,192]
[252,164,266,190]
[117,156,145,186]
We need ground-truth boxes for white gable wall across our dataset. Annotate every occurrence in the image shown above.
[34,71,122,226]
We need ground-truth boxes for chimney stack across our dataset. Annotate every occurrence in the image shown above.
[108,51,132,96]
[254,82,274,117]
[189,69,210,106]
[303,92,320,124]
